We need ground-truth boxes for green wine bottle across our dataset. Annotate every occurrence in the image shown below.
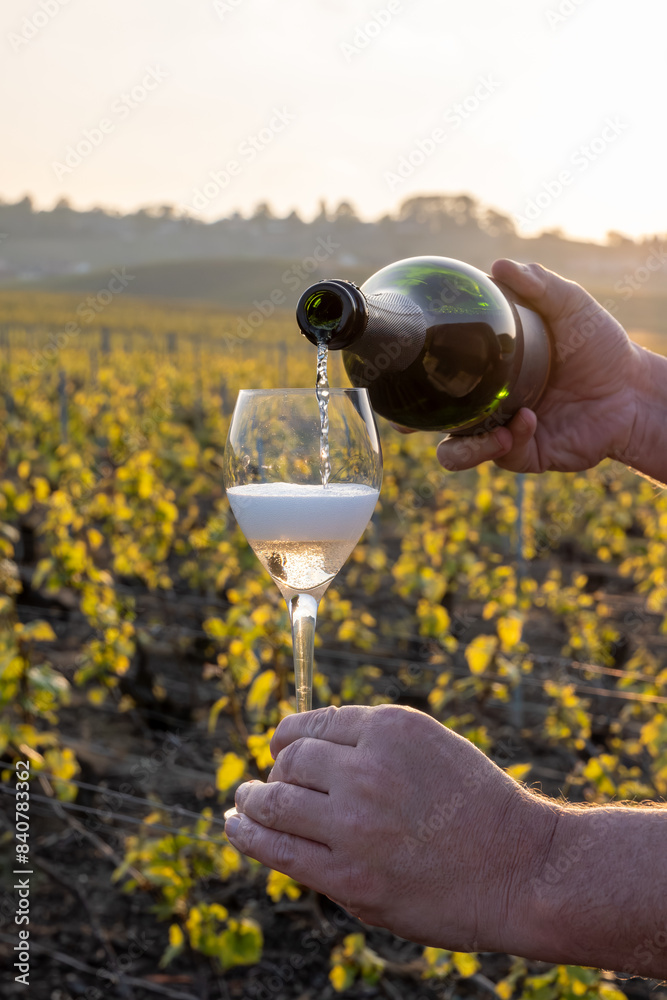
[296,256,552,434]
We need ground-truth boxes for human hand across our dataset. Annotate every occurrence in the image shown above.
[434,259,643,474]
[225,704,556,953]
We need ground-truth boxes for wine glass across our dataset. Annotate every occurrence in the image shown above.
[223,388,382,712]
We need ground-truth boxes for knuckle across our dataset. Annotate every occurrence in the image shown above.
[272,832,296,871]
[372,703,414,733]
[256,781,285,829]
[238,815,258,854]
[234,780,252,809]
[307,704,338,736]
[274,738,303,782]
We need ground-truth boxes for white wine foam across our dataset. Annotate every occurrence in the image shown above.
[226,482,379,592]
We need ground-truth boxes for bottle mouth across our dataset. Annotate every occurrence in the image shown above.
[302,289,345,333]
[296,279,367,348]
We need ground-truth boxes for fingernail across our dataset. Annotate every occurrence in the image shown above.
[225,814,241,839]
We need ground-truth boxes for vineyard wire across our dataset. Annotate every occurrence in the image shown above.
[0,931,201,1000]
[0,759,227,827]
[0,784,231,846]
[16,593,665,694]
[313,647,667,705]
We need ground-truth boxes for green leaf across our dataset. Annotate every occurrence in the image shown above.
[220,917,263,968]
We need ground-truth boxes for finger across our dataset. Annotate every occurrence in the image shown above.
[492,408,540,473]
[270,704,370,758]
[235,778,332,844]
[269,736,354,793]
[491,258,594,326]
[437,408,538,472]
[436,425,514,471]
[225,811,335,894]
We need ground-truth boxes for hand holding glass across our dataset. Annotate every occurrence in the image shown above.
[223,389,382,712]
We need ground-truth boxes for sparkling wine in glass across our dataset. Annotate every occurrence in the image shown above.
[223,388,382,713]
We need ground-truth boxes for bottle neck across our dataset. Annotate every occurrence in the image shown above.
[296,279,368,349]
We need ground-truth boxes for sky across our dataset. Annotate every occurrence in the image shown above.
[0,0,665,242]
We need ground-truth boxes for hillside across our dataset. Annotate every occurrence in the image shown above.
[1,193,666,335]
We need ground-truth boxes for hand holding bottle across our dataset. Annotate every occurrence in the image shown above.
[436,259,666,484]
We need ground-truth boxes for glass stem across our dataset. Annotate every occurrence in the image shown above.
[287,592,319,713]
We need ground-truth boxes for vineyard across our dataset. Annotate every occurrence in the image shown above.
[0,289,666,1000]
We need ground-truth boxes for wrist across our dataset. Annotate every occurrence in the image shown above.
[500,793,564,959]
[513,801,593,963]
[614,343,667,485]
[512,802,667,976]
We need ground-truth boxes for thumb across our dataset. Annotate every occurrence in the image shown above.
[491,258,594,327]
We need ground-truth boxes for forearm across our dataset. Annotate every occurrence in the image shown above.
[520,802,667,976]
[620,345,667,487]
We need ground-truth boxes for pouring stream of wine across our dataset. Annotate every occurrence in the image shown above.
[316,341,331,487]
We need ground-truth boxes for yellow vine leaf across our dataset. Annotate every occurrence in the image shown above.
[247,730,276,771]
[266,869,301,902]
[497,614,522,652]
[506,762,532,782]
[329,963,353,992]
[169,924,184,948]
[465,635,497,675]
[246,670,276,714]
[452,952,480,977]
[216,752,246,793]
